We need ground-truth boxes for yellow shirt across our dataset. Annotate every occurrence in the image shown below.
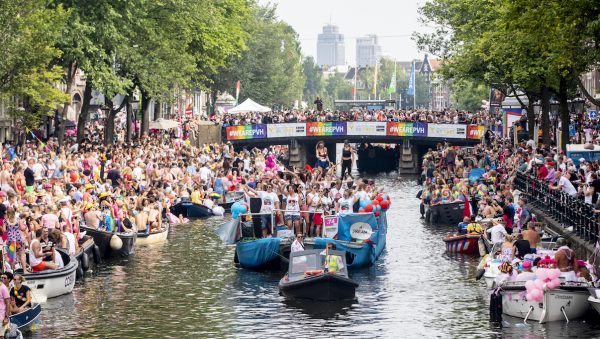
[191,191,201,204]
[467,222,482,234]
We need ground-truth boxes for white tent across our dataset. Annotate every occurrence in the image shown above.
[228,98,271,114]
[149,118,179,130]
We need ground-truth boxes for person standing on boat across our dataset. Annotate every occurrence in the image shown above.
[0,272,11,333]
[9,275,31,314]
[554,238,579,281]
[340,141,355,179]
[336,190,356,214]
[245,183,280,237]
[284,185,302,234]
[323,243,344,273]
[4,208,27,272]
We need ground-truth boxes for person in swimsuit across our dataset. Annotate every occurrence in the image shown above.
[315,141,329,171]
[340,141,355,179]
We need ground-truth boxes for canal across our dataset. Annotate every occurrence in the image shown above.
[34,177,600,338]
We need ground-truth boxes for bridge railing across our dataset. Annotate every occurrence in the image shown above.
[514,171,598,243]
[224,122,487,141]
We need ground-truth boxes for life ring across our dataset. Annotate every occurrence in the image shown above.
[304,270,323,276]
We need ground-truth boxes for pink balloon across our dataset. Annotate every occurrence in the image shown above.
[530,288,542,300]
[548,269,561,280]
[525,280,535,291]
[534,279,545,290]
[546,279,559,289]
[536,268,548,281]
[526,293,533,301]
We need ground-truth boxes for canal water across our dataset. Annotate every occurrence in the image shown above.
[33,177,600,338]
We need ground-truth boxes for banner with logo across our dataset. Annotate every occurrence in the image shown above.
[467,125,485,140]
[323,216,339,238]
[226,124,267,140]
[427,124,467,139]
[347,122,387,136]
[386,122,428,137]
[266,123,306,138]
[306,122,347,136]
[337,213,378,243]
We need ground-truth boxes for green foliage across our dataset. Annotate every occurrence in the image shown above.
[303,56,323,102]
[450,79,487,112]
[0,0,68,118]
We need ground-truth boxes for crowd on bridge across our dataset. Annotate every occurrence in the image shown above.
[215,108,503,127]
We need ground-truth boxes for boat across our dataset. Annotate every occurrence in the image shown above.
[80,226,136,259]
[230,211,387,271]
[137,224,170,246]
[170,201,213,218]
[588,288,600,315]
[278,249,358,301]
[500,281,591,323]
[218,191,245,211]
[443,233,481,254]
[23,249,77,300]
[10,303,41,332]
[426,201,465,225]
[74,235,100,279]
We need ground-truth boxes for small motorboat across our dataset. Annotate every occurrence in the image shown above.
[170,201,213,219]
[443,233,481,254]
[426,201,466,225]
[23,249,77,300]
[10,303,41,332]
[217,191,245,212]
[137,224,170,246]
[278,249,358,301]
[74,235,100,279]
[80,226,136,259]
[500,281,591,323]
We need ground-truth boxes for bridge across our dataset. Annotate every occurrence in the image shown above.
[224,122,485,173]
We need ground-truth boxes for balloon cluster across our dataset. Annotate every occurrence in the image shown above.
[525,268,561,302]
[357,193,391,217]
[231,201,248,220]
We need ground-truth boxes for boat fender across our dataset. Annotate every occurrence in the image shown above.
[110,234,123,250]
[93,245,101,264]
[475,268,485,281]
[81,252,90,271]
[212,206,225,216]
[76,265,84,280]
[304,270,323,276]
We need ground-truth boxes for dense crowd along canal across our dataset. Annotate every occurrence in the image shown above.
[33,177,600,338]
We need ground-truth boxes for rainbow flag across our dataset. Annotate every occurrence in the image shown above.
[6,242,16,263]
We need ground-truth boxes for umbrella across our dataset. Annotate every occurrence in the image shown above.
[149,118,179,130]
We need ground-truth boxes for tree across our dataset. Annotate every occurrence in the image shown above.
[303,56,323,103]
[0,0,68,132]
[450,79,487,112]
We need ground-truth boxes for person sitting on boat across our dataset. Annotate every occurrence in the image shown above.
[457,216,469,234]
[499,234,515,262]
[291,234,304,253]
[512,233,531,259]
[554,238,578,281]
[521,223,540,253]
[9,275,31,314]
[323,243,344,273]
[28,228,58,273]
[84,203,101,229]
[515,260,536,281]
[466,215,482,234]
[190,186,203,205]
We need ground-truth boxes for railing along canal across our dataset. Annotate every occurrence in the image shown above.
[514,172,598,244]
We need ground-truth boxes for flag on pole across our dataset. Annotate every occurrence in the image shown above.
[388,62,397,95]
[235,80,241,105]
[407,61,415,96]
[372,62,378,98]
[463,196,473,218]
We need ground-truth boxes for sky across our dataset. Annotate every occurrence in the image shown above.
[262,0,431,65]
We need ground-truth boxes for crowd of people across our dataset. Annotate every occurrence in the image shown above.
[419,136,593,282]
[217,109,501,126]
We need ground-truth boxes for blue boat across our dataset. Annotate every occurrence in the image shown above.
[10,303,41,332]
[226,212,388,271]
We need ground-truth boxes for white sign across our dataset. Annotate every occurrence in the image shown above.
[347,122,387,136]
[428,124,467,138]
[277,229,294,238]
[350,222,372,240]
[323,216,339,238]
[267,123,306,138]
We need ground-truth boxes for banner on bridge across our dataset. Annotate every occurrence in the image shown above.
[225,122,484,140]
[267,123,306,138]
[347,122,387,136]
[427,124,467,139]
[306,122,347,136]
[225,124,267,140]
[386,122,428,137]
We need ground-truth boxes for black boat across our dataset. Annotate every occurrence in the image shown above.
[426,201,465,225]
[80,226,136,259]
[278,249,358,301]
[170,199,213,219]
[74,235,100,279]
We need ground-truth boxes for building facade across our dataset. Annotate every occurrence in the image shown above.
[356,35,382,67]
[581,68,600,110]
[317,24,345,67]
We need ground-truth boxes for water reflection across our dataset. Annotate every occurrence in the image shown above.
[30,177,600,338]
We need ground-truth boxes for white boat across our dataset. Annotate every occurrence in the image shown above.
[136,224,170,246]
[588,295,600,315]
[10,303,41,332]
[23,249,77,300]
[500,281,591,323]
[483,259,502,289]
